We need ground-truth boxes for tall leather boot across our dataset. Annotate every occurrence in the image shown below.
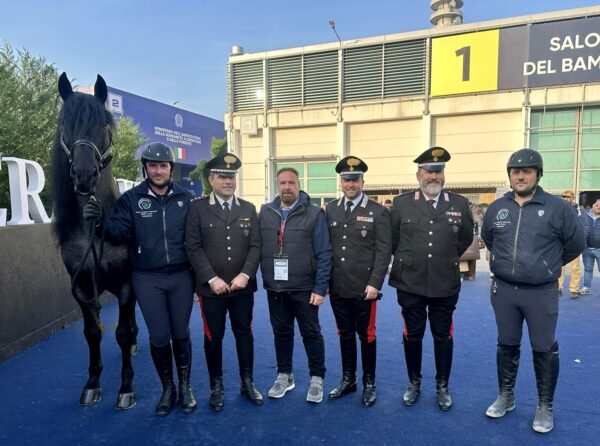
[532,342,559,434]
[361,340,377,407]
[204,336,224,411]
[434,339,453,411]
[150,342,177,417]
[402,339,422,406]
[237,335,263,405]
[172,336,197,414]
[329,337,358,399]
[486,344,520,418]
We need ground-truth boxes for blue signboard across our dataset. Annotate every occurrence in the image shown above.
[106,87,225,167]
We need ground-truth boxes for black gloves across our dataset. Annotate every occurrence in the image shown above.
[83,198,103,221]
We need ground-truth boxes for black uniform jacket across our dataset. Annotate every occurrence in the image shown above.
[185,192,261,298]
[389,189,474,298]
[326,195,392,299]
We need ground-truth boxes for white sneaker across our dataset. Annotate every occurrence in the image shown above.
[579,287,591,295]
[306,376,324,403]
[268,373,295,398]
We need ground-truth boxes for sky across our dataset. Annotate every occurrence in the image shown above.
[1,0,599,121]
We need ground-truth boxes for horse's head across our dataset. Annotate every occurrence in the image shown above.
[58,73,115,196]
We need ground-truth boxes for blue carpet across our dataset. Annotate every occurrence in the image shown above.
[1,272,599,446]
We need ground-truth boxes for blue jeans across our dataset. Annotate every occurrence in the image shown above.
[582,248,600,289]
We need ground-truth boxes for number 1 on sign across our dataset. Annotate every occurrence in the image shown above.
[455,46,470,81]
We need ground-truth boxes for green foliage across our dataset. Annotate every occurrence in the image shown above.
[112,117,146,180]
[190,136,228,196]
[0,41,60,213]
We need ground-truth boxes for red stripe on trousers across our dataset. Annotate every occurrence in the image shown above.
[401,307,408,339]
[448,320,454,341]
[198,295,213,341]
[367,300,377,342]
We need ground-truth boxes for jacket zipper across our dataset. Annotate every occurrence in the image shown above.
[162,201,170,264]
[511,207,523,277]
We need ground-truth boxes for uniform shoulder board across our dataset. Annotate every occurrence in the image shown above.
[191,196,207,202]
[367,198,385,208]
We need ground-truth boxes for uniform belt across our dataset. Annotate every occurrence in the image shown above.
[494,276,557,290]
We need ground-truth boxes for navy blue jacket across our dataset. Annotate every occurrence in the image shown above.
[482,187,585,285]
[106,180,193,271]
[259,191,332,296]
[581,211,600,249]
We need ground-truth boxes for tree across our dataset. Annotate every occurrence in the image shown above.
[0,42,60,213]
[111,117,146,180]
[190,136,228,196]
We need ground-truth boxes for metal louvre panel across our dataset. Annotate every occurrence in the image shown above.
[304,51,338,105]
[384,40,426,97]
[232,61,263,111]
[268,56,302,108]
[344,45,383,102]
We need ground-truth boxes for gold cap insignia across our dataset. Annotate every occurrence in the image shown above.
[431,148,445,162]
[347,157,360,171]
[224,155,237,169]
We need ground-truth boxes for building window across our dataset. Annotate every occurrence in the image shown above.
[275,161,337,205]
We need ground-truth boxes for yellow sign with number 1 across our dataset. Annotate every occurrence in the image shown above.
[430,29,500,96]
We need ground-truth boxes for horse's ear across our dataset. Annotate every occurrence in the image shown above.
[58,72,73,101]
[94,75,108,104]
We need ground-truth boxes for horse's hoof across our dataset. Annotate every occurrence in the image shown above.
[130,344,138,356]
[79,388,102,406]
[115,392,136,410]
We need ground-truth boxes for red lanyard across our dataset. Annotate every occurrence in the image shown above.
[277,217,287,253]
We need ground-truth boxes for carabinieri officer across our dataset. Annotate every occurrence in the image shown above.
[389,147,473,411]
[185,153,263,411]
[326,156,391,407]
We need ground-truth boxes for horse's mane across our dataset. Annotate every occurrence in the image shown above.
[51,92,117,245]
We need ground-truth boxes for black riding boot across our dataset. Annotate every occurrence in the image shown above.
[237,335,263,405]
[329,337,358,399]
[204,336,224,411]
[486,344,520,418]
[150,342,177,417]
[172,336,197,414]
[403,339,422,406]
[434,339,453,411]
[532,342,559,433]
[361,340,377,407]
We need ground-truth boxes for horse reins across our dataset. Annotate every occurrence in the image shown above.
[61,131,113,306]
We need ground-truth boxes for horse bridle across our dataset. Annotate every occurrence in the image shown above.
[60,127,114,195]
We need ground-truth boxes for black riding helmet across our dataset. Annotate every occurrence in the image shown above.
[506,148,543,178]
[141,142,175,180]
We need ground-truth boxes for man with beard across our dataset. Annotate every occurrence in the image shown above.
[481,149,584,433]
[326,156,391,407]
[259,167,332,404]
[85,142,196,417]
[389,147,473,411]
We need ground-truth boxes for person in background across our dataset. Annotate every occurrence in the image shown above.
[558,190,583,298]
[580,198,600,296]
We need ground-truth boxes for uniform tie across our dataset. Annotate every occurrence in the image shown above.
[223,201,230,220]
[427,199,436,214]
[345,200,353,218]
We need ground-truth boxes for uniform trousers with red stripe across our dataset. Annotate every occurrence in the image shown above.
[330,296,377,381]
[199,294,255,383]
[396,290,458,385]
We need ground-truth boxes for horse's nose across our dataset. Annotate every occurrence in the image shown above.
[70,165,99,194]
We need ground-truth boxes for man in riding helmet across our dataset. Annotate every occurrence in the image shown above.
[84,142,197,417]
[481,148,585,433]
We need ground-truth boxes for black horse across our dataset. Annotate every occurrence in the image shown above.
[52,72,137,409]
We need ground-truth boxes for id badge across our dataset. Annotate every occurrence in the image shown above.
[274,256,289,281]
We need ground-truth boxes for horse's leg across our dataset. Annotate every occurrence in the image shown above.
[114,286,137,409]
[131,301,139,356]
[78,299,103,405]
